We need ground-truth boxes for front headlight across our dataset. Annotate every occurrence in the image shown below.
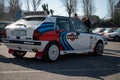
[102,36,108,45]
[103,36,107,41]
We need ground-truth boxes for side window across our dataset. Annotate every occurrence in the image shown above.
[56,18,73,31]
[71,19,88,32]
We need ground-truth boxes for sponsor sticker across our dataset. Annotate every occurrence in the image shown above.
[67,33,78,41]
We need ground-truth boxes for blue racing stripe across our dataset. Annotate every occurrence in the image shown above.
[63,32,73,50]
[40,24,54,28]
[60,31,74,50]
[38,27,53,33]
[63,34,74,50]
[37,22,54,33]
[60,33,68,50]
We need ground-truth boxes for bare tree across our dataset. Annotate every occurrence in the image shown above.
[25,0,30,12]
[61,0,77,17]
[7,0,22,21]
[0,0,4,19]
[107,0,118,19]
[42,3,49,15]
[0,0,4,10]
[81,0,95,17]
[72,0,78,14]
[42,3,54,15]
[50,9,54,15]
[112,0,120,27]
[114,0,120,17]
[31,0,41,12]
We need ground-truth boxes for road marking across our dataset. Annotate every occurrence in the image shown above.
[104,50,120,54]
[0,70,44,74]
[0,68,120,74]
[104,51,120,56]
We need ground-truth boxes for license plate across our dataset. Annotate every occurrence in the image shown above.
[13,30,26,36]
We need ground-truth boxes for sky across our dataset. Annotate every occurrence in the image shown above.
[42,0,108,19]
[22,0,108,19]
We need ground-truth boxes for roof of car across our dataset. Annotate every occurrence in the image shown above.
[51,15,80,20]
[52,15,72,18]
[52,15,69,18]
[23,15,81,21]
[22,15,63,20]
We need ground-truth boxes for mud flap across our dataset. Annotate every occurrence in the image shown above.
[8,49,14,54]
[35,52,44,59]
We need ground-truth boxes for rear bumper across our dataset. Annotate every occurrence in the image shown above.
[2,38,48,52]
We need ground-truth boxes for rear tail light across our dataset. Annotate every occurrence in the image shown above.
[2,29,6,38]
[33,30,40,40]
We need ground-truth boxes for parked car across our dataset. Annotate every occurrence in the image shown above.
[92,28,106,34]
[0,20,11,41]
[101,28,117,35]
[92,28,117,36]
[104,28,120,41]
[2,15,107,61]
[103,28,116,34]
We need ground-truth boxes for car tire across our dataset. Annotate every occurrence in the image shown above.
[12,50,26,58]
[114,36,120,42]
[43,43,60,62]
[93,41,104,56]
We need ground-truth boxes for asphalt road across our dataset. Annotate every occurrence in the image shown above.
[0,41,120,80]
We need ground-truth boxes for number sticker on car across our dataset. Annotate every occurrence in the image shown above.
[12,30,26,36]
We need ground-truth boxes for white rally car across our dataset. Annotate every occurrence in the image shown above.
[2,15,107,61]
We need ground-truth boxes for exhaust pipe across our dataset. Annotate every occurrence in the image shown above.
[32,48,38,52]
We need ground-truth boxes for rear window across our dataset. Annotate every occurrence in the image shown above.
[24,17,46,21]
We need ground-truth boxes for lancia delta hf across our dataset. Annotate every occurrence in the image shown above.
[2,15,107,61]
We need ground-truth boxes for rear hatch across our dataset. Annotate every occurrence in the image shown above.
[5,16,46,40]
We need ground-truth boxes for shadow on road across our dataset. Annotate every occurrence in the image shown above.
[0,52,120,79]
